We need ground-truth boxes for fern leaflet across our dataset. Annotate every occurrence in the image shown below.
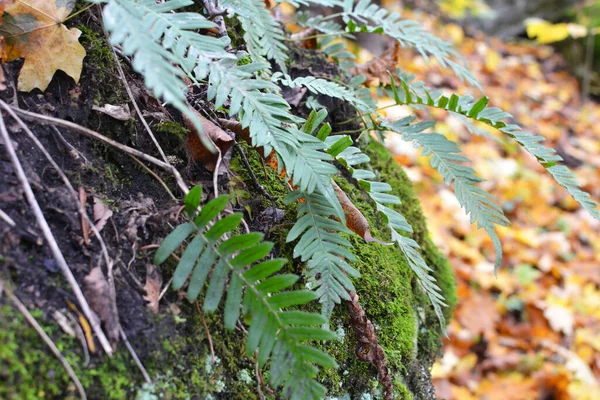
[324,135,447,328]
[379,117,509,272]
[154,187,337,399]
[387,75,600,221]
[98,0,232,151]
[221,0,288,69]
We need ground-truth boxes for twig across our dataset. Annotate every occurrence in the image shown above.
[103,17,170,165]
[2,102,121,334]
[158,276,173,301]
[0,207,16,227]
[195,300,215,364]
[120,327,152,384]
[213,148,222,199]
[128,154,177,201]
[1,280,87,400]
[255,351,266,400]
[233,144,275,204]
[3,103,189,195]
[0,110,114,357]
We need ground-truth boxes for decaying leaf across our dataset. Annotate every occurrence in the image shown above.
[333,180,388,244]
[184,107,234,171]
[92,196,113,234]
[92,103,131,121]
[83,267,120,349]
[350,42,400,86]
[143,264,163,313]
[0,0,86,91]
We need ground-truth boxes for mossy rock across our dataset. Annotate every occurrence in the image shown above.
[0,136,455,399]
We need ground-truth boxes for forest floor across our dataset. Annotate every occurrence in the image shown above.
[380,8,600,400]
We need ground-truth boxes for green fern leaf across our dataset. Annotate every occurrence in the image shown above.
[325,136,447,329]
[387,75,600,221]
[221,0,288,68]
[99,0,233,151]
[380,118,510,272]
[154,188,337,398]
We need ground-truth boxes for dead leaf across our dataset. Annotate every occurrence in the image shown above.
[184,107,234,170]
[83,267,120,349]
[143,264,162,313]
[457,292,499,338]
[0,0,86,91]
[350,42,399,86]
[332,180,388,244]
[92,196,113,234]
[79,187,89,245]
[92,104,131,121]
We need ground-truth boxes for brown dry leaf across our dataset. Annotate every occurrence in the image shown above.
[92,196,113,234]
[350,42,400,86]
[184,107,234,170]
[457,292,500,338]
[92,103,131,121]
[0,0,86,91]
[83,267,120,349]
[143,264,163,313]
[79,187,89,245]
[332,180,388,244]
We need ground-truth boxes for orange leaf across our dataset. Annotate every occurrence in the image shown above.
[0,0,86,91]
[184,107,234,171]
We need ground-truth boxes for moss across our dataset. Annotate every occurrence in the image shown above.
[226,139,456,399]
[0,304,140,399]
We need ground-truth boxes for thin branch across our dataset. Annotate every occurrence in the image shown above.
[0,110,114,357]
[3,103,189,195]
[128,154,177,201]
[1,280,87,400]
[0,207,16,227]
[101,11,170,165]
[195,300,215,364]
[120,327,152,384]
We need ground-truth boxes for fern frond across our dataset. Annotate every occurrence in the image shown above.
[273,72,368,111]
[99,0,233,151]
[286,189,360,319]
[339,0,480,87]
[296,12,352,37]
[325,136,447,328]
[154,188,337,398]
[221,0,288,68]
[201,60,345,218]
[387,75,600,221]
[380,117,509,272]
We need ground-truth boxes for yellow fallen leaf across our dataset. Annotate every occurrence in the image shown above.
[0,0,86,91]
[525,18,570,44]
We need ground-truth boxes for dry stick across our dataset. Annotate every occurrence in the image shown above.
[4,105,159,382]
[195,300,215,364]
[120,327,152,384]
[106,31,170,165]
[2,103,117,309]
[2,281,87,400]
[4,104,189,195]
[0,207,16,226]
[128,154,177,201]
[0,110,114,357]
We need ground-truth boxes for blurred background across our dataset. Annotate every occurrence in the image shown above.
[372,0,600,398]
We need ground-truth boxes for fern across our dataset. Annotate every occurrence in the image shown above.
[386,75,600,221]
[221,0,288,68]
[97,0,232,151]
[324,135,447,328]
[272,72,368,111]
[154,187,337,398]
[337,0,480,87]
[379,117,509,272]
